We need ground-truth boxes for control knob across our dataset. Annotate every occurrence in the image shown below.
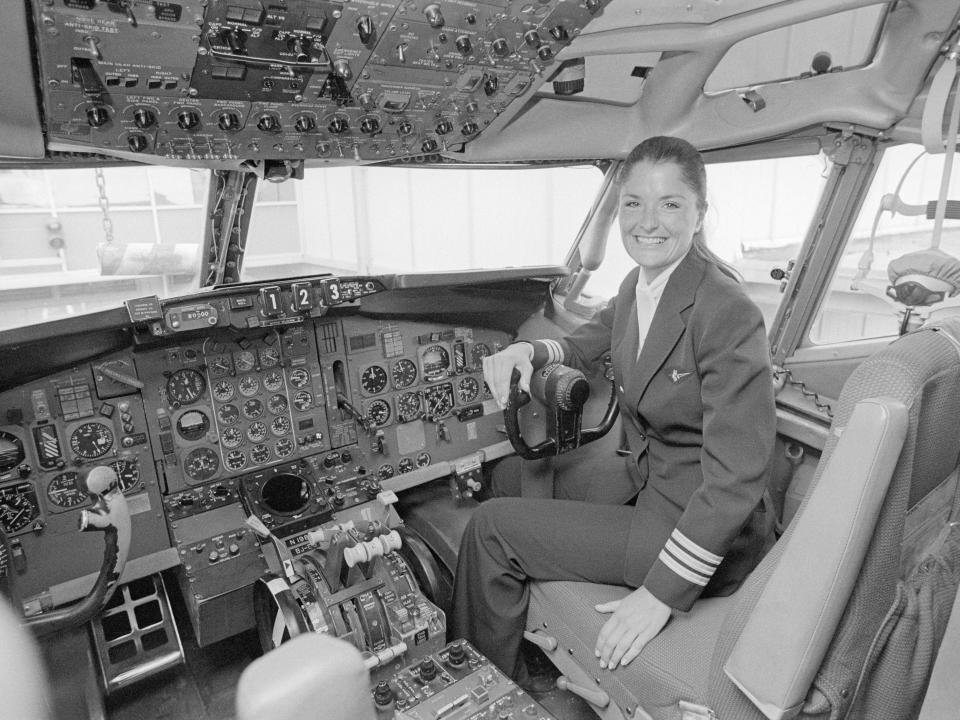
[356,15,375,45]
[397,121,413,137]
[455,36,472,55]
[524,30,542,48]
[334,59,352,80]
[483,74,499,96]
[421,138,438,153]
[424,4,444,28]
[491,38,510,57]
[435,119,453,135]
[127,133,148,152]
[294,115,316,133]
[550,26,570,42]
[328,116,348,134]
[537,45,554,61]
[86,105,109,128]
[177,109,200,131]
[257,114,280,132]
[447,640,466,666]
[218,111,241,132]
[133,108,156,129]
[373,681,395,709]
[461,121,479,136]
[418,659,437,682]
[360,117,380,135]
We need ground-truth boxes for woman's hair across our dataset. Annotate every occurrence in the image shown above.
[618,136,740,280]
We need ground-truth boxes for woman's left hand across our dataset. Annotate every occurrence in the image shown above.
[594,586,671,669]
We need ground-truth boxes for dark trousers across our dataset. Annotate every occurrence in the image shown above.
[451,498,646,679]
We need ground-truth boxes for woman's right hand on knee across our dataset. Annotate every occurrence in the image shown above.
[484,342,534,409]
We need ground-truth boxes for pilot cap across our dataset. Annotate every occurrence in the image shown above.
[887,248,960,296]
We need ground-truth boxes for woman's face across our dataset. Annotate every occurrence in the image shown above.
[618,160,703,278]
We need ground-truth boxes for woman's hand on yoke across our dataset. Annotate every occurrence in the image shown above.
[594,586,671,669]
[483,342,534,409]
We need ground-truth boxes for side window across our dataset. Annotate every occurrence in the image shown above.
[808,143,960,344]
[584,154,830,330]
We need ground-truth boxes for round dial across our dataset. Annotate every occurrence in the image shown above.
[263,370,283,392]
[207,353,234,377]
[398,458,415,474]
[271,416,291,436]
[275,438,294,458]
[360,365,389,395]
[70,422,114,459]
[166,368,207,405]
[0,431,25,475]
[235,350,257,372]
[366,399,391,427]
[225,450,247,470]
[109,458,141,494]
[251,444,270,464]
[421,344,450,382]
[247,422,268,443]
[47,471,86,508]
[221,427,243,448]
[0,484,39,534]
[416,451,431,468]
[292,390,313,411]
[268,394,288,415]
[391,358,418,389]
[397,392,422,423]
[242,399,264,419]
[217,404,240,425]
[423,383,454,419]
[176,410,210,441]
[471,342,492,368]
[238,375,261,397]
[212,379,235,402]
[260,346,281,368]
[288,368,310,388]
[184,447,219,483]
[457,376,481,403]
[377,464,395,480]
[260,473,311,515]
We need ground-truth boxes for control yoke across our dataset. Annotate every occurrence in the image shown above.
[24,466,131,637]
[503,362,618,461]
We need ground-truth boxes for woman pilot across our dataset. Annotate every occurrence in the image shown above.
[452,135,776,683]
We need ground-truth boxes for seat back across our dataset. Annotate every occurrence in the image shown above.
[714,319,960,719]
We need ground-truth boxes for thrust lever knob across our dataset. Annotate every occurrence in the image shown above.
[357,15,375,45]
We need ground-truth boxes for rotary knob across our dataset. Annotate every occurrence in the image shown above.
[491,38,510,57]
[257,114,280,132]
[86,105,109,128]
[435,119,453,135]
[217,111,241,132]
[418,659,437,682]
[127,133,148,152]
[550,25,569,42]
[294,115,316,133]
[133,108,156,129]
[421,138,438,153]
[424,4,444,28]
[483,74,499,96]
[455,36,472,55]
[461,121,479,136]
[397,121,413,137]
[585,0,601,12]
[537,45,554,61]
[360,117,380,135]
[524,30,542,48]
[328,116,349,134]
[357,15,375,45]
[177,109,200,131]
[334,59,352,80]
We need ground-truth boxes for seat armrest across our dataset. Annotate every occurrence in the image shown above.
[724,397,908,720]
[236,633,375,720]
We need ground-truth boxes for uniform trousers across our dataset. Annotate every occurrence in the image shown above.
[451,492,679,679]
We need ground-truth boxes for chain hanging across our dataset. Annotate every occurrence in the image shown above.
[773,366,834,418]
[94,167,114,245]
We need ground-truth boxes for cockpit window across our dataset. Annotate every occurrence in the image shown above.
[584,152,831,330]
[704,4,888,94]
[808,143,960,345]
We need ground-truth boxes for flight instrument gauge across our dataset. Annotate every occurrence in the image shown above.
[184,447,219,483]
[177,410,210,441]
[235,350,257,372]
[260,346,281,368]
[397,392,422,423]
[0,431,24,475]
[263,371,283,392]
[221,427,243,448]
[423,383,455,419]
[268,394,288,415]
[212,380,235,402]
[457,376,480,403]
[109,458,142,494]
[70,422,114,459]
[292,390,313,411]
[420,344,450,382]
[166,368,206,405]
[247,422,268,443]
[47,471,86,508]
[238,375,261,397]
[470,342,492,368]
[288,368,310,388]
[207,353,234,377]
[251,444,270,464]
[366,398,391,427]
[275,438,294,458]
[225,450,247,471]
[0,483,40,534]
[391,358,418,389]
[360,365,388,395]
[217,404,240,425]
[243,399,264,419]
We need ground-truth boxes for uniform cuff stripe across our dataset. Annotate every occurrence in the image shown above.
[658,550,709,586]
[665,539,717,576]
[542,339,563,364]
[671,529,723,565]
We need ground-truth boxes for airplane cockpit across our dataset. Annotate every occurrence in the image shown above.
[2,1,960,719]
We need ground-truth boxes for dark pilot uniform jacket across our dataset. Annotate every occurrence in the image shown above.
[528,250,776,611]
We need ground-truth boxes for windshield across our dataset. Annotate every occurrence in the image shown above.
[0,164,602,332]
